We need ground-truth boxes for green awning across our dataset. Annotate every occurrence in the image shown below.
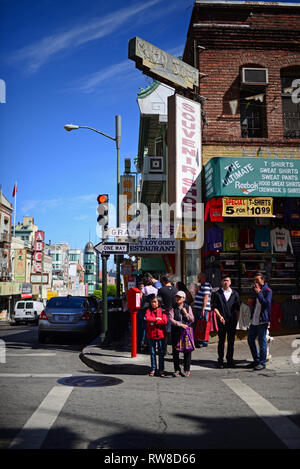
[141,257,166,272]
[205,157,300,200]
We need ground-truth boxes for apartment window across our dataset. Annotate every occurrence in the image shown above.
[281,68,300,139]
[240,89,267,138]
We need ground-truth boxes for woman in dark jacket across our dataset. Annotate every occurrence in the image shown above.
[168,291,194,377]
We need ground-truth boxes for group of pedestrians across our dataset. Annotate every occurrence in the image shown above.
[138,270,272,377]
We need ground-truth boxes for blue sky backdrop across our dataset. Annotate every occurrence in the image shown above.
[1,0,297,257]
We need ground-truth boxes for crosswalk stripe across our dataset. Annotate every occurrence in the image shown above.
[9,385,73,449]
[223,378,300,449]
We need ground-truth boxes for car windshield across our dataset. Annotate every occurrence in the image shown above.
[25,302,34,309]
[17,302,25,309]
[47,297,85,309]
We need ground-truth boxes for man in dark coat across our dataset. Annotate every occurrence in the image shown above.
[212,275,240,368]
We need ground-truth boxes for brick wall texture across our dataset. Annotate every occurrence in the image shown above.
[183,2,300,161]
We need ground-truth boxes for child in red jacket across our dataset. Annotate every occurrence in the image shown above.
[145,296,168,376]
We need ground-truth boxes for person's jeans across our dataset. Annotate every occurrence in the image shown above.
[148,338,165,371]
[247,323,268,366]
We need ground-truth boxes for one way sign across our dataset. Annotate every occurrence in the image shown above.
[94,242,129,255]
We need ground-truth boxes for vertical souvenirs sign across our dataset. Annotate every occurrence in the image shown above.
[168,94,202,220]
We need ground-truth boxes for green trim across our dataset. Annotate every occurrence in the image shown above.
[137,80,160,99]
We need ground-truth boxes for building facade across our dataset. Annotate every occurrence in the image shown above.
[179,1,300,328]
[84,242,100,295]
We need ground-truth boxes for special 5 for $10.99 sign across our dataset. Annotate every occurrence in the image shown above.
[222,197,273,217]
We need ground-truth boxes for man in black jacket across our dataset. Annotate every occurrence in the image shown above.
[212,275,240,368]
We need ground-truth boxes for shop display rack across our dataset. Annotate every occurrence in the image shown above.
[219,251,300,295]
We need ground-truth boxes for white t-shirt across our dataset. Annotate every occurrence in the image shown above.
[251,299,262,326]
[222,287,232,302]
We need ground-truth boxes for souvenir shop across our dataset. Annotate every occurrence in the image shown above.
[203,157,300,335]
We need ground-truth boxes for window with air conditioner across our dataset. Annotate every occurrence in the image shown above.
[241,68,268,86]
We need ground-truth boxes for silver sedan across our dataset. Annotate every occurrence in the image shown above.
[38,296,99,343]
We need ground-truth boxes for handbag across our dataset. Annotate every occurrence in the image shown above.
[209,310,219,332]
[176,325,195,352]
[194,319,211,341]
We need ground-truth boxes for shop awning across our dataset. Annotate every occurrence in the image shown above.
[204,157,300,200]
[141,257,166,272]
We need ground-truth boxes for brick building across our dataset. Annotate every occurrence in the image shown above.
[183,0,300,165]
[180,1,300,331]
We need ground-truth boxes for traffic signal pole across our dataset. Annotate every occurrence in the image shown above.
[101,252,109,344]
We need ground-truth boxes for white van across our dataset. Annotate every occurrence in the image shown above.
[14,300,44,325]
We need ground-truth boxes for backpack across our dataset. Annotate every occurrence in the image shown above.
[141,293,156,310]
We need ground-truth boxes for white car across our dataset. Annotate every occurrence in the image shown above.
[14,300,44,325]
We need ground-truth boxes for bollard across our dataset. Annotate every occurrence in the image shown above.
[131,311,137,358]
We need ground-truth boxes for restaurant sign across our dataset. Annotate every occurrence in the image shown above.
[222,197,273,217]
[128,37,199,90]
[205,157,300,200]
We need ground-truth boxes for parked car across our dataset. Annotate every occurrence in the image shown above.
[14,300,44,325]
[38,296,99,343]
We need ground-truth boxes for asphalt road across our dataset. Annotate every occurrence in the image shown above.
[0,324,300,453]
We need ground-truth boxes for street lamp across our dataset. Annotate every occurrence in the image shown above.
[64,117,122,299]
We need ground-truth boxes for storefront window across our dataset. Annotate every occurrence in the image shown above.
[186,248,201,294]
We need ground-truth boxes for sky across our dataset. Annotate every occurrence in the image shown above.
[0,0,297,267]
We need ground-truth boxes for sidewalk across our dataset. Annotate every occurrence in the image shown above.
[80,333,300,375]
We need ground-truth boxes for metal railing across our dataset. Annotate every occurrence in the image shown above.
[283,111,300,139]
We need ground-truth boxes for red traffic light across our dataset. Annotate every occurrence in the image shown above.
[97,194,108,204]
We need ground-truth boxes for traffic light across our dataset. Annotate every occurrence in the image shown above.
[97,194,109,232]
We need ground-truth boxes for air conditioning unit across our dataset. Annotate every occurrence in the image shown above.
[241,68,268,86]
[148,156,164,173]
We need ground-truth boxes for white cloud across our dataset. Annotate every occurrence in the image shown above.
[8,0,163,74]
[21,193,97,214]
[75,60,134,94]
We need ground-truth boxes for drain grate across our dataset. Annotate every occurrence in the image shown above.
[57,375,123,387]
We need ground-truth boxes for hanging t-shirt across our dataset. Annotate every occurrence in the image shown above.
[206,226,224,252]
[223,226,239,251]
[239,226,255,251]
[204,198,224,222]
[270,227,293,254]
[284,199,300,224]
[254,227,271,252]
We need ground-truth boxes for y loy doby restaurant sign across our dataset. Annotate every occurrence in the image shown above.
[205,157,300,199]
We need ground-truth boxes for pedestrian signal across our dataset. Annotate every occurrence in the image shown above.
[97,194,109,231]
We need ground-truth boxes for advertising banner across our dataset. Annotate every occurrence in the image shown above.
[14,249,26,282]
[168,94,202,220]
[222,197,273,217]
[205,157,300,200]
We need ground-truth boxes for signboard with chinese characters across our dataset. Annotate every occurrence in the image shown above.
[222,197,273,217]
[120,175,135,224]
[14,249,26,282]
[205,157,300,200]
[128,37,199,90]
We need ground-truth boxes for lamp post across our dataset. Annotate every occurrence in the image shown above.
[64,117,122,299]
